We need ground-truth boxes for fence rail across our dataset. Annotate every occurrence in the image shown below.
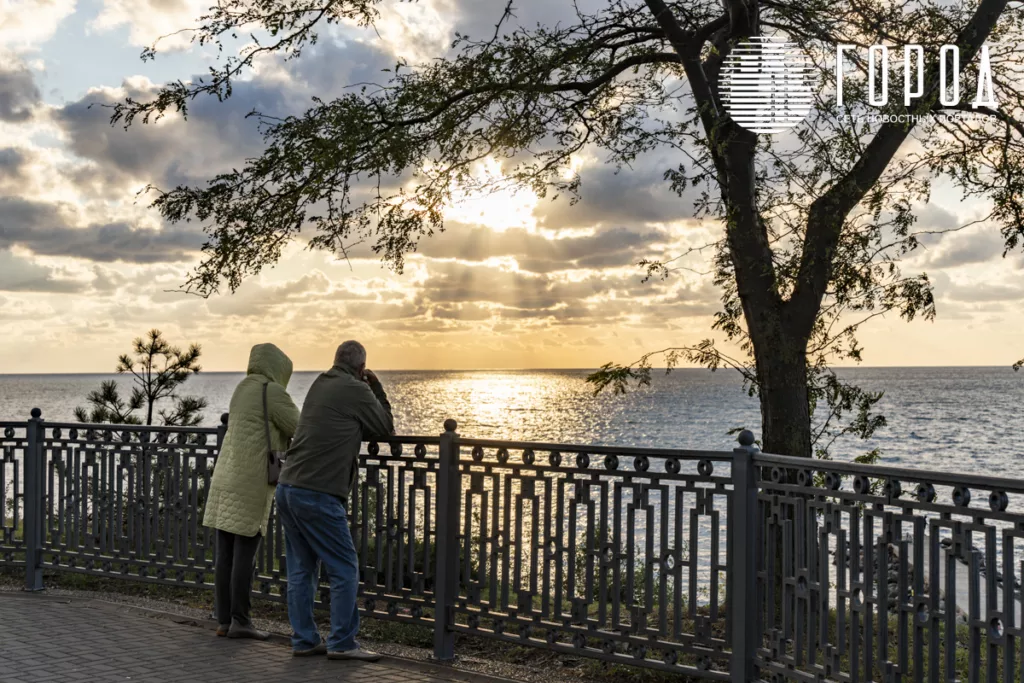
[3,408,1023,682]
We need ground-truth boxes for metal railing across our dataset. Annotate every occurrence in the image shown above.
[3,408,1023,682]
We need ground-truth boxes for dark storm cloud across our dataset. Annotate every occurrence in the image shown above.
[0,197,204,263]
[417,225,667,272]
[0,64,40,122]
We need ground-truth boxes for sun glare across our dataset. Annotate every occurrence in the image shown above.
[441,158,539,232]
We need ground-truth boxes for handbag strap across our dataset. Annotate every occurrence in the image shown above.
[261,381,273,457]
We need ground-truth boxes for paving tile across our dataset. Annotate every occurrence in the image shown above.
[0,596,459,683]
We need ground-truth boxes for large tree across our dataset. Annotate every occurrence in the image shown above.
[113,0,1023,456]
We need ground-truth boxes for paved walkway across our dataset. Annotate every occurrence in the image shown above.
[0,594,485,683]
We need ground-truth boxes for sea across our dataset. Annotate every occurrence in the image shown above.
[1,366,1021,475]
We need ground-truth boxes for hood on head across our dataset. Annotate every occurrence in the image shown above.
[247,343,293,388]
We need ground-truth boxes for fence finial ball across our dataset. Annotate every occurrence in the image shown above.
[220,413,229,425]
[30,407,41,419]
[737,429,755,447]
[444,419,458,432]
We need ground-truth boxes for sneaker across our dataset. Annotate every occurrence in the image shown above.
[293,642,327,657]
[216,624,230,637]
[227,623,270,640]
[327,648,381,662]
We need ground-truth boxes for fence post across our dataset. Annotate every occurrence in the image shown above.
[23,407,44,592]
[216,413,229,449]
[211,412,228,621]
[730,429,759,682]
[433,418,461,661]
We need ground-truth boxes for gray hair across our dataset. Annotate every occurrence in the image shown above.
[334,340,367,369]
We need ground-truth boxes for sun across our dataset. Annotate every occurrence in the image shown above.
[441,158,540,232]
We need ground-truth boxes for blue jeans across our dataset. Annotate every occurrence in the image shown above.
[275,484,360,652]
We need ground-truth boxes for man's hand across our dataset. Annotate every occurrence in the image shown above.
[362,369,380,385]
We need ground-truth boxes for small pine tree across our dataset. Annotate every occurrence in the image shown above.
[75,329,208,426]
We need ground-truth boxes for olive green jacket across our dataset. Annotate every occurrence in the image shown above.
[279,362,394,503]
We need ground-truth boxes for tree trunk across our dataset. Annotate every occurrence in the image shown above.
[744,307,812,458]
[755,346,812,457]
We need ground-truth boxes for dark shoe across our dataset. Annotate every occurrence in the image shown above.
[216,624,230,637]
[327,648,381,662]
[293,642,327,657]
[227,622,270,640]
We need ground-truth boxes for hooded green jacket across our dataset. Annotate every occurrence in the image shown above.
[203,343,299,537]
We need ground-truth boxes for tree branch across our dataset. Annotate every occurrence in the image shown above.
[788,0,1012,336]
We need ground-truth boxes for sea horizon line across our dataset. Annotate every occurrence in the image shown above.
[0,364,1015,376]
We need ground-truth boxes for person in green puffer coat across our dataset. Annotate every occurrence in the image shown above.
[204,342,299,640]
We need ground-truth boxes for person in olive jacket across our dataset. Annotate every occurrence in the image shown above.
[203,343,299,639]
[276,340,394,661]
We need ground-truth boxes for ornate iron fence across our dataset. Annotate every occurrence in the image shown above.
[753,452,1024,683]
[3,408,1024,682]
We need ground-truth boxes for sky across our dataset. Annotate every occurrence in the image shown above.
[0,0,1021,373]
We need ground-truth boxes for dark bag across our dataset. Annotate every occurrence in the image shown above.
[262,382,287,485]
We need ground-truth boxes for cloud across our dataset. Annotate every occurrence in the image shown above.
[916,203,961,231]
[0,146,28,184]
[413,260,716,324]
[89,0,209,50]
[0,248,80,292]
[534,158,690,229]
[54,76,291,191]
[431,302,494,321]
[0,197,204,263]
[921,228,1005,269]
[200,271,409,319]
[370,0,457,64]
[0,0,76,52]
[943,282,1023,304]
[0,63,40,121]
[416,225,669,273]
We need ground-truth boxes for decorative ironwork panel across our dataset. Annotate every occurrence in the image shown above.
[349,438,439,626]
[754,453,1024,683]
[38,423,220,585]
[449,438,734,680]
[0,422,26,566]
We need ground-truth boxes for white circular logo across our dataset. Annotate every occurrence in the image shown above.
[720,36,816,134]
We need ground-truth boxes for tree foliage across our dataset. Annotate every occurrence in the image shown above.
[75,329,208,427]
[111,0,1024,456]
